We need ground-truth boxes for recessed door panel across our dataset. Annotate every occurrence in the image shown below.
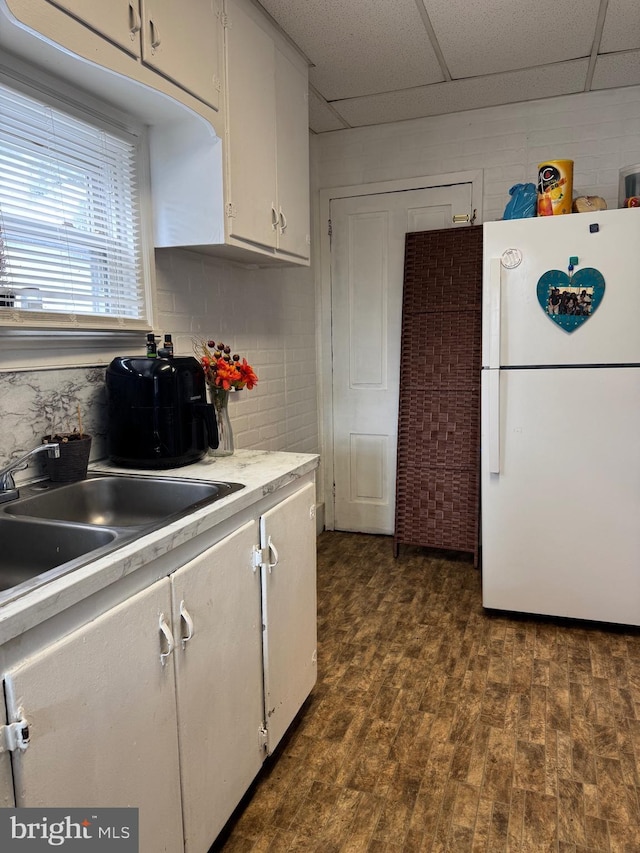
[348,211,388,387]
[350,433,387,502]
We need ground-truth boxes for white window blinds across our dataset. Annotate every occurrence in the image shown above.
[0,78,146,327]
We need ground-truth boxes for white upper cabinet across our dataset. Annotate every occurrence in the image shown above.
[225,0,278,250]
[43,0,223,109]
[275,48,311,261]
[47,0,142,57]
[141,0,222,110]
[4,0,309,265]
[224,0,310,264]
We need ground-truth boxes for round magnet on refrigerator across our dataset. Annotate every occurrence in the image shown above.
[501,248,522,269]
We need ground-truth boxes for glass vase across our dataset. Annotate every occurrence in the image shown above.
[208,386,234,457]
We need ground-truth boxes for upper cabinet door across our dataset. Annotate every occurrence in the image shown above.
[275,48,310,261]
[46,0,142,57]
[224,0,278,249]
[141,0,223,109]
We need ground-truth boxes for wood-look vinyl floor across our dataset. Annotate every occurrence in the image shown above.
[212,531,640,853]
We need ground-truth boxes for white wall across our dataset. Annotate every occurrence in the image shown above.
[4,85,639,476]
[314,85,640,221]
[0,225,318,473]
[312,84,640,522]
[154,249,318,455]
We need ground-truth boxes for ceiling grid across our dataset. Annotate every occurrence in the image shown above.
[257,0,640,132]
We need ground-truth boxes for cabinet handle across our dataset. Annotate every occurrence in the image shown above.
[271,205,279,231]
[149,18,161,50]
[279,208,287,234]
[179,600,194,649]
[158,613,175,665]
[128,3,141,37]
[266,535,279,573]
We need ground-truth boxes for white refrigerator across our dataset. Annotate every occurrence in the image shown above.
[481,207,640,625]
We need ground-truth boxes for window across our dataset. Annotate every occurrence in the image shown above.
[0,74,150,331]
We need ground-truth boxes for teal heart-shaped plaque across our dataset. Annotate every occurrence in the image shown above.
[536,267,605,333]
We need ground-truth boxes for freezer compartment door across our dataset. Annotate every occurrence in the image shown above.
[481,367,640,625]
[482,208,640,367]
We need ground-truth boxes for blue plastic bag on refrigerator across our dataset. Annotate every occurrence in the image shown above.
[502,183,537,219]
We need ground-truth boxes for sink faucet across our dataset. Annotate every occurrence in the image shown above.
[0,443,61,503]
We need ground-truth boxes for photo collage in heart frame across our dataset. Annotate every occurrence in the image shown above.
[536,267,605,333]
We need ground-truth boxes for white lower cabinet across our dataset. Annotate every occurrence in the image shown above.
[171,519,264,853]
[260,481,317,753]
[0,479,317,853]
[4,578,184,853]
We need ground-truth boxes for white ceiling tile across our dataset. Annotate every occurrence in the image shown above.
[592,50,640,89]
[600,0,640,52]
[257,0,444,99]
[423,0,600,78]
[332,60,589,127]
[308,89,349,134]
[256,0,640,131]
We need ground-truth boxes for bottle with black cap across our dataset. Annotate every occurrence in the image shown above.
[146,332,157,358]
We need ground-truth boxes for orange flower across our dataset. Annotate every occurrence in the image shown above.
[193,337,259,392]
[214,357,241,390]
[236,358,258,390]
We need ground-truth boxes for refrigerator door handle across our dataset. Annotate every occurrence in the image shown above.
[486,258,502,474]
[489,258,501,369]
[488,370,500,474]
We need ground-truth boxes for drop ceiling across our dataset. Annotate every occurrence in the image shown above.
[256,0,640,133]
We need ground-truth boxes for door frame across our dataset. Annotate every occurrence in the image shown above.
[318,169,484,531]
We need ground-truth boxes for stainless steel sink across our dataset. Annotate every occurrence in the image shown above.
[5,475,243,527]
[0,517,116,592]
[0,473,245,604]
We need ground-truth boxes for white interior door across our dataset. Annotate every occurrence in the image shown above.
[330,183,473,533]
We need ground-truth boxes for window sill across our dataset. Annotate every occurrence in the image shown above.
[0,328,148,371]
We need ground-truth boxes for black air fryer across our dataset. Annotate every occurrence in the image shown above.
[105,356,218,468]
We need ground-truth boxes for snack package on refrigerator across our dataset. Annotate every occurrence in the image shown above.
[502,183,537,219]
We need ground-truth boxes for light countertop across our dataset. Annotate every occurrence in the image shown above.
[0,450,319,647]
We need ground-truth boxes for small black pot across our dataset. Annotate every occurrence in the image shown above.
[42,434,92,483]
